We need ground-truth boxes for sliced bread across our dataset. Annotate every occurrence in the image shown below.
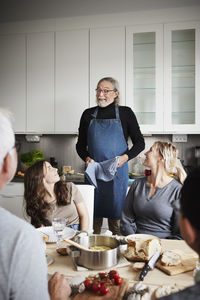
[160,251,181,266]
[132,262,146,271]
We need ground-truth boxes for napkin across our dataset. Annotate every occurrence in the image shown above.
[85,157,119,188]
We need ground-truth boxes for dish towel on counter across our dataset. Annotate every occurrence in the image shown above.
[85,157,119,188]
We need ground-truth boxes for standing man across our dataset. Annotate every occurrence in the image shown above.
[0,108,71,300]
[76,77,145,235]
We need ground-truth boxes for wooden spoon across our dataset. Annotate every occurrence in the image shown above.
[64,238,92,251]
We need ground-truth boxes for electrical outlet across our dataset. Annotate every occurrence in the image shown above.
[25,135,40,142]
[172,134,187,143]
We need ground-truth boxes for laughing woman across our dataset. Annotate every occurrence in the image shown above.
[24,160,89,230]
[120,141,187,239]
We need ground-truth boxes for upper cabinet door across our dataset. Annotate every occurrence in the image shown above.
[126,24,164,133]
[164,22,200,133]
[0,35,26,133]
[55,29,89,133]
[27,32,54,133]
[90,27,125,107]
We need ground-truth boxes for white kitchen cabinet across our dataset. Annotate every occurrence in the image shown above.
[0,182,28,221]
[164,22,200,133]
[0,34,26,133]
[126,22,200,134]
[90,27,125,107]
[126,24,164,133]
[55,29,89,133]
[27,32,54,133]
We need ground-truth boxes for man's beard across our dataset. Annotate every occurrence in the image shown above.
[97,98,112,107]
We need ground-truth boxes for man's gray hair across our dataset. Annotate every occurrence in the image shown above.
[0,108,15,167]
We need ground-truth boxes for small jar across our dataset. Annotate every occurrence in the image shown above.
[193,261,200,282]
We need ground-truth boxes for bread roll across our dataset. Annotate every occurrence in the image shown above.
[124,238,162,262]
[154,284,182,298]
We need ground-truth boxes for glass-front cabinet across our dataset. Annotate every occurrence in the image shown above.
[126,24,164,133]
[164,22,200,133]
[126,22,200,134]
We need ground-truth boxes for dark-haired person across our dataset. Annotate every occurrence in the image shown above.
[160,166,200,299]
[24,160,89,230]
[76,77,145,235]
[0,108,71,300]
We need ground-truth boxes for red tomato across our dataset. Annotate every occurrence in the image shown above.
[114,276,122,285]
[99,284,110,295]
[109,270,119,279]
[92,281,101,292]
[100,277,112,285]
[84,278,93,289]
[99,272,109,279]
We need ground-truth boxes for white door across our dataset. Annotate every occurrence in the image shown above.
[164,22,200,133]
[27,32,54,133]
[90,27,125,107]
[0,34,26,133]
[126,24,164,134]
[55,29,89,133]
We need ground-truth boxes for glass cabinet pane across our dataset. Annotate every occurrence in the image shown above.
[171,29,195,124]
[133,32,156,125]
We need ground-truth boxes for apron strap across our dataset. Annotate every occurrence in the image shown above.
[115,106,120,120]
[92,108,98,119]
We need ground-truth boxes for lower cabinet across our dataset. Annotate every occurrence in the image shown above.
[0,182,28,221]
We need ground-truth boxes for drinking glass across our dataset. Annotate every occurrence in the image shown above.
[52,217,66,249]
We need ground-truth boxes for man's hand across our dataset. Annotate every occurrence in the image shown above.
[48,272,71,300]
[117,154,128,168]
[85,156,94,167]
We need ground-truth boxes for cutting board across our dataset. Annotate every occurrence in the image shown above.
[156,249,198,275]
[72,278,129,300]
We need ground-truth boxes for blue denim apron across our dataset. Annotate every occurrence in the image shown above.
[87,106,129,219]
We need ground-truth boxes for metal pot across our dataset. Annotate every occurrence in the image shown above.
[69,235,120,270]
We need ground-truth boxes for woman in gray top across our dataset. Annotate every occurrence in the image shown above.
[120,141,187,239]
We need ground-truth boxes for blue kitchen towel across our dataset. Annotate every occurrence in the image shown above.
[85,157,119,188]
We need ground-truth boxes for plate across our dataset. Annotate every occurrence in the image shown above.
[125,233,159,241]
[37,226,76,243]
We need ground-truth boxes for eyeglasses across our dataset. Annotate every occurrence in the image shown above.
[95,88,115,95]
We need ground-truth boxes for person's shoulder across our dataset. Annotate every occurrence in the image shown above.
[0,207,38,239]
[118,105,133,113]
[82,106,97,116]
[130,177,146,189]
[118,105,136,118]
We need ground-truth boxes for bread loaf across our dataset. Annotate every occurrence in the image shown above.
[124,238,162,262]
[160,251,181,266]
[154,284,182,298]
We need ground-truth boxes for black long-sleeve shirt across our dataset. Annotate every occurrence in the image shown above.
[76,102,145,162]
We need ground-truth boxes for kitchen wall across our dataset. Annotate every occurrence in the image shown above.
[16,134,200,173]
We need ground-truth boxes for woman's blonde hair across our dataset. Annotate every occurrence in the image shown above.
[152,141,187,184]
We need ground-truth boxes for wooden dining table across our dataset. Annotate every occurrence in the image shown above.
[46,238,199,299]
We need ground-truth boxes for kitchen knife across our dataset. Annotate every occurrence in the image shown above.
[139,250,160,281]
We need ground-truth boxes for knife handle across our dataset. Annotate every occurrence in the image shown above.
[139,264,150,281]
